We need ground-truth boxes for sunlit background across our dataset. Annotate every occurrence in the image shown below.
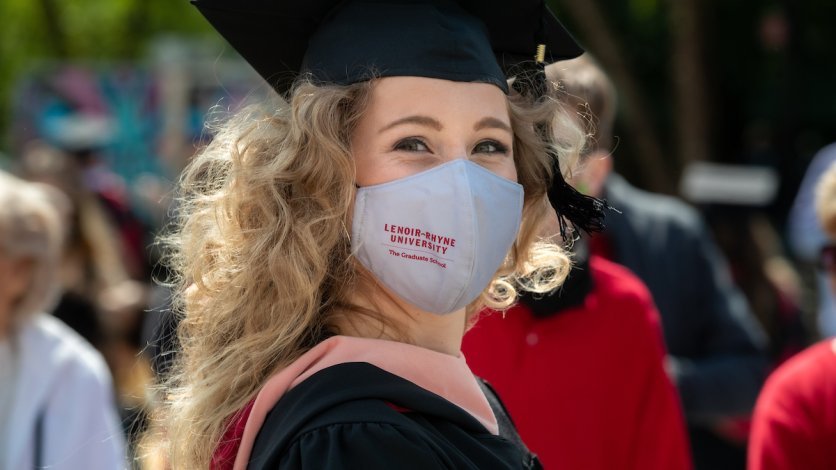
[1,0,834,468]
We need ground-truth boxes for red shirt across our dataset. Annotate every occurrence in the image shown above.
[463,256,691,470]
[748,339,836,470]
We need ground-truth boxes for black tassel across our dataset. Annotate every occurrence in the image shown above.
[511,53,609,240]
[506,2,610,239]
[545,149,608,239]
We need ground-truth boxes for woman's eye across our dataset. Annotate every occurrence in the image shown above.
[394,138,430,152]
[473,140,509,155]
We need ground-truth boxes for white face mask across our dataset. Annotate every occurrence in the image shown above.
[351,159,524,314]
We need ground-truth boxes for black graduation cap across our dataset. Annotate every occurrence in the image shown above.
[192,0,606,235]
[191,0,582,94]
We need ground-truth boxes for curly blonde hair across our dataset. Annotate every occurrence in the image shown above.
[149,78,585,468]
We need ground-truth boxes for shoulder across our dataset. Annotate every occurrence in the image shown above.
[590,257,659,323]
[278,419,448,470]
[590,256,653,302]
[20,314,113,389]
[15,315,125,468]
[606,174,703,234]
[249,365,447,469]
[249,362,518,470]
[254,360,478,434]
[586,257,667,358]
[750,339,836,464]
[758,340,836,408]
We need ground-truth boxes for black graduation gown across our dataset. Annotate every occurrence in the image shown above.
[247,362,541,469]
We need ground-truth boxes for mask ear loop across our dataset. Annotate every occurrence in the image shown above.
[341,219,352,244]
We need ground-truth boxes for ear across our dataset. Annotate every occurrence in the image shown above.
[0,257,34,310]
[10,258,35,300]
[581,152,613,198]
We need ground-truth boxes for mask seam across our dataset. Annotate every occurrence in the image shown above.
[445,162,480,312]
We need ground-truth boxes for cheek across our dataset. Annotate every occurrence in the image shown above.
[351,110,414,186]
[498,158,519,183]
[351,134,414,186]
[0,257,29,303]
[478,156,518,183]
[352,150,417,187]
[506,161,519,183]
[351,137,374,185]
[350,120,378,186]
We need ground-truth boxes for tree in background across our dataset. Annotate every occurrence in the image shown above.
[2,0,836,218]
[550,0,836,222]
[0,0,211,154]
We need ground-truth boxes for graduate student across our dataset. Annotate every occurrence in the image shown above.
[148,0,605,468]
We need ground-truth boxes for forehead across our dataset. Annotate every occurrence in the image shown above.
[364,76,510,122]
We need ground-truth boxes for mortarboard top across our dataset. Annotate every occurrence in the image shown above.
[191,0,583,95]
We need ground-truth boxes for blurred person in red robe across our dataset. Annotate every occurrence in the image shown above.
[748,160,836,470]
[463,223,691,469]
[462,53,691,470]
[547,55,767,470]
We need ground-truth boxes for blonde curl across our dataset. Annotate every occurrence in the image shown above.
[146,78,584,469]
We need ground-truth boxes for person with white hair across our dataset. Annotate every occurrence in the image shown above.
[0,169,125,469]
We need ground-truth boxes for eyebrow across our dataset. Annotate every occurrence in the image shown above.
[474,116,512,133]
[379,115,443,133]
[378,115,513,134]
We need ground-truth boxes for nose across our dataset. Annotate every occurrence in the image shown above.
[438,142,469,163]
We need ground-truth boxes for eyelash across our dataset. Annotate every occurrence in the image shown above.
[393,138,510,155]
[393,137,429,153]
[473,140,509,155]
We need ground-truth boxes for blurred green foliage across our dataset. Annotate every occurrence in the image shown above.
[0,0,212,149]
[550,0,836,216]
[2,0,835,217]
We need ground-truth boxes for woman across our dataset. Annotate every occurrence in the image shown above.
[151,0,603,468]
[0,170,125,469]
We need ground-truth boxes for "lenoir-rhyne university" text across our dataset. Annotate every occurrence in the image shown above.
[384,224,456,255]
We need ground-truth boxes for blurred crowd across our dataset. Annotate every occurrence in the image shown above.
[0,135,164,467]
[1,55,835,469]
